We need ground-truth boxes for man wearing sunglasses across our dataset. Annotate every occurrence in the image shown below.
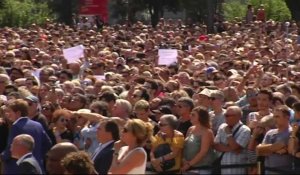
[214,106,251,175]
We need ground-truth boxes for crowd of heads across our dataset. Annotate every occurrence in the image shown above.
[0,11,300,174]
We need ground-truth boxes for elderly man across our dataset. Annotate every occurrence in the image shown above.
[214,106,251,174]
[46,142,78,175]
[11,134,42,174]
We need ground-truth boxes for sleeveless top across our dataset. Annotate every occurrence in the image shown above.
[118,146,147,174]
[183,133,216,167]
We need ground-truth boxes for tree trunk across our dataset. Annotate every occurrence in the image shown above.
[149,0,160,28]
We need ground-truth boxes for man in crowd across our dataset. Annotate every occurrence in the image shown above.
[93,119,119,174]
[11,134,42,174]
[214,106,251,174]
[257,105,292,174]
[1,99,52,174]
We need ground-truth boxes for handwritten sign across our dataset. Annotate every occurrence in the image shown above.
[158,49,178,66]
[63,45,85,64]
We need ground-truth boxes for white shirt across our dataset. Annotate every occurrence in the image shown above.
[92,140,114,161]
[16,153,32,165]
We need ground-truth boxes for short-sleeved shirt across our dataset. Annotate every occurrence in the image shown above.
[210,109,226,135]
[214,121,251,174]
[262,127,292,170]
[152,131,184,171]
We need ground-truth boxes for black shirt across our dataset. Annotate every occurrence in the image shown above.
[177,120,192,137]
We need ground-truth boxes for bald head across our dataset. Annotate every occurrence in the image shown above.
[46,142,78,175]
[48,142,78,158]
[225,106,242,127]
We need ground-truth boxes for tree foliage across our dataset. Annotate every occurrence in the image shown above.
[0,0,52,27]
[223,0,291,22]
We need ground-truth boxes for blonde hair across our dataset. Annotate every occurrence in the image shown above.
[134,100,149,111]
[126,119,153,146]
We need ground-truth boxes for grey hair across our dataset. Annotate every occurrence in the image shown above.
[15,134,35,151]
[161,114,178,129]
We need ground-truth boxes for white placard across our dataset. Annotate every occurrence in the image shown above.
[31,68,41,79]
[158,49,178,66]
[94,75,106,81]
[63,45,85,64]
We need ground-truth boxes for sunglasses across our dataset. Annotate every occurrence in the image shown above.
[60,118,69,123]
[159,122,168,127]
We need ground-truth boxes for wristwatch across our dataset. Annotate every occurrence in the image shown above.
[226,133,233,138]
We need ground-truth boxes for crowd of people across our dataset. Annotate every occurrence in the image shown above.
[0,11,300,175]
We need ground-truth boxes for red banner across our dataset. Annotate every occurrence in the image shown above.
[79,0,109,22]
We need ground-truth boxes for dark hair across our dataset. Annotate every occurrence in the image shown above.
[104,120,120,141]
[167,63,179,75]
[7,99,29,116]
[137,87,150,101]
[159,97,176,108]
[178,97,194,111]
[145,79,158,90]
[90,101,109,116]
[59,70,73,81]
[99,91,117,103]
[182,86,194,98]
[192,106,211,128]
[258,89,273,101]
[285,95,300,108]
[61,151,96,174]
[4,84,18,95]
[73,93,88,107]
[275,105,291,118]
[293,102,300,112]
[25,76,39,86]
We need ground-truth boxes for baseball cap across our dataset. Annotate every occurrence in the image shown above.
[152,105,172,115]
[25,95,39,103]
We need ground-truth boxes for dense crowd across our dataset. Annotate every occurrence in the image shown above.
[0,13,300,175]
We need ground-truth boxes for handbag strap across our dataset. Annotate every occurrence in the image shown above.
[219,124,243,159]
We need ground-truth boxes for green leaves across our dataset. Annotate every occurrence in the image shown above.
[223,0,291,22]
[0,0,53,27]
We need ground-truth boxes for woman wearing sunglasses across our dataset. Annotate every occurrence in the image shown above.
[109,119,153,174]
[51,109,73,144]
[150,114,184,173]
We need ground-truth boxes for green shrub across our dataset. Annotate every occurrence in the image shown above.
[223,0,291,21]
[0,0,53,27]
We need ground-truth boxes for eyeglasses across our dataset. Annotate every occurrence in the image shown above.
[224,113,236,118]
[246,93,257,98]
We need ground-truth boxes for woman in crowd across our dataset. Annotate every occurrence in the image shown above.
[61,151,97,174]
[150,114,184,173]
[51,109,74,144]
[181,106,216,174]
[109,119,153,174]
